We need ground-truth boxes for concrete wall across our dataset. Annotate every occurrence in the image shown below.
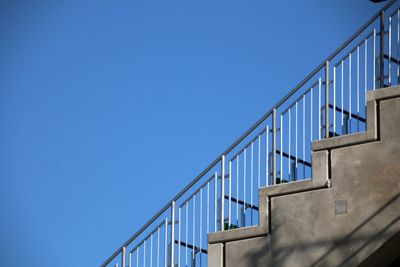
[208,86,400,267]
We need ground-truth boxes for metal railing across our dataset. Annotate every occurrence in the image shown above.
[101,1,400,266]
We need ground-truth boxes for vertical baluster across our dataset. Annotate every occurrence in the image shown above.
[178,208,181,267]
[192,195,195,263]
[341,61,344,133]
[318,78,321,140]
[349,53,352,133]
[333,66,336,134]
[164,218,168,267]
[250,142,254,215]
[288,109,291,181]
[310,88,313,141]
[221,155,225,231]
[185,202,188,267]
[397,10,400,84]
[228,161,232,228]
[170,202,175,267]
[357,46,360,131]
[272,109,277,184]
[250,142,254,219]
[164,219,167,267]
[122,247,126,267]
[265,126,269,186]
[325,60,330,139]
[207,182,209,234]
[243,148,247,223]
[295,101,298,176]
[150,235,153,267]
[365,39,368,107]
[214,172,217,231]
[302,95,306,178]
[144,240,146,267]
[236,155,239,226]
[129,253,132,267]
[199,188,203,265]
[373,29,376,90]
[389,16,392,86]
[258,135,261,188]
[137,247,140,267]
[280,114,283,183]
[157,228,160,267]
[380,11,385,88]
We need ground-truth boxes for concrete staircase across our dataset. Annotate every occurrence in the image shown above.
[207,87,400,267]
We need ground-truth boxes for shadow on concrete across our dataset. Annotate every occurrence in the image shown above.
[310,193,400,267]
[242,193,400,267]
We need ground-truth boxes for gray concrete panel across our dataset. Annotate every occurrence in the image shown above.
[225,236,270,267]
[208,225,267,244]
[367,85,400,101]
[207,243,223,267]
[312,150,329,185]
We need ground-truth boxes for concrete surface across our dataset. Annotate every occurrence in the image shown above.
[207,86,400,267]
[225,237,270,267]
[207,243,223,267]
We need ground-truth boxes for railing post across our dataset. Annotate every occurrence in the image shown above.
[220,155,225,231]
[121,246,126,267]
[170,201,175,267]
[380,10,385,88]
[325,60,330,139]
[272,109,277,185]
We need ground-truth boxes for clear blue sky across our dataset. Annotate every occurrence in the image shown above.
[0,1,384,266]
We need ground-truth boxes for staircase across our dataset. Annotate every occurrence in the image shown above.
[101,1,400,266]
[208,86,400,267]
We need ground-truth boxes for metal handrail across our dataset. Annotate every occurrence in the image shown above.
[101,0,398,265]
